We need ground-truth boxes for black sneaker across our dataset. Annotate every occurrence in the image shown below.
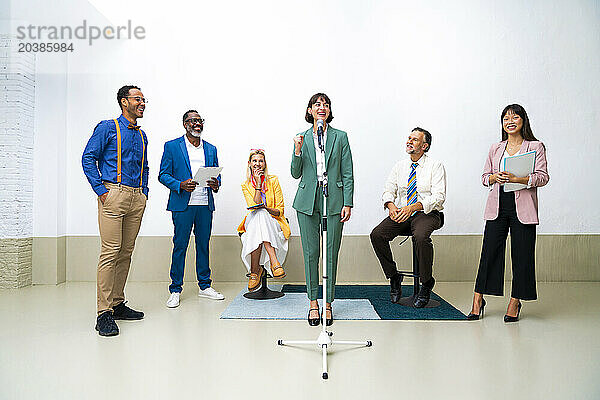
[112,301,144,320]
[95,311,119,336]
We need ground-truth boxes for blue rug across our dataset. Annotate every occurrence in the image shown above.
[282,284,466,320]
[220,284,466,320]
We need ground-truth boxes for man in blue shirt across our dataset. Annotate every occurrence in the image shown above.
[82,85,149,337]
[159,110,223,308]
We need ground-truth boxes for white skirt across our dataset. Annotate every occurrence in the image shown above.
[240,208,288,272]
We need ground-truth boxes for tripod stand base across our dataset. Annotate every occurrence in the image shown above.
[397,295,440,308]
[277,331,372,379]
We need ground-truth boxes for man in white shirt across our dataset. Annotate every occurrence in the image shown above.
[158,110,224,308]
[370,127,446,307]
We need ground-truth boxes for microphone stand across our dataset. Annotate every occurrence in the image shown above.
[278,130,372,380]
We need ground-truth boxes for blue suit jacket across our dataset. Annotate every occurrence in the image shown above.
[158,136,220,212]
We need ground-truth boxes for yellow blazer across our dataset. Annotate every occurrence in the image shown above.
[237,175,291,239]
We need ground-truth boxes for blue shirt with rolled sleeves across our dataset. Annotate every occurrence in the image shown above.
[82,114,149,197]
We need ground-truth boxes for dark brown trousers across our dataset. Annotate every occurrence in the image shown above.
[370,211,442,283]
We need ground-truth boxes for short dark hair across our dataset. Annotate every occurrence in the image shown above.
[412,127,432,152]
[183,110,200,124]
[305,93,334,124]
[117,85,140,110]
[500,104,538,141]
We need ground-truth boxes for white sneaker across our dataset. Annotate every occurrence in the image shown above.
[166,292,180,308]
[198,287,225,300]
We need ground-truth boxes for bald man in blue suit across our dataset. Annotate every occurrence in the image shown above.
[158,110,223,308]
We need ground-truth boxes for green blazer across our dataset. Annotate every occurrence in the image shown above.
[291,126,354,216]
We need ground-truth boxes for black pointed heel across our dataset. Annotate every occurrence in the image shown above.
[308,308,320,326]
[467,298,486,320]
[324,307,333,326]
[504,302,522,323]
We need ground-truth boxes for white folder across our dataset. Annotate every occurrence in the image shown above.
[193,166,223,187]
[502,150,536,192]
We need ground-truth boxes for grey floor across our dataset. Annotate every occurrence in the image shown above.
[1,282,599,400]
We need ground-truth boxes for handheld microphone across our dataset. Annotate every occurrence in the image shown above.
[317,119,324,150]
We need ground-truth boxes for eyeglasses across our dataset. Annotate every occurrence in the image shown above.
[185,118,205,125]
[126,96,147,104]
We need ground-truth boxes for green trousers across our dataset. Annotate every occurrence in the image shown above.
[296,190,344,303]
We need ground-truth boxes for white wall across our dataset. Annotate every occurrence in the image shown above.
[0,40,35,239]
[21,0,600,236]
[8,0,104,238]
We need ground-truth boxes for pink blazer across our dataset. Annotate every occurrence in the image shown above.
[482,140,549,224]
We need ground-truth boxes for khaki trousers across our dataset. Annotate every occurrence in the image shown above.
[97,183,146,314]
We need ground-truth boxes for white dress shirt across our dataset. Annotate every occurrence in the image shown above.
[185,137,209,206]
[312,126,327,182]
[381,153,446,214]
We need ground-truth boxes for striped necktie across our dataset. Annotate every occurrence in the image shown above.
[407,162,418,207]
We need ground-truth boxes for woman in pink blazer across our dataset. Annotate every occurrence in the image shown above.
[468,104,549,322]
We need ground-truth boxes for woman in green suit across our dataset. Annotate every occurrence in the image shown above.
[291,93,354,326]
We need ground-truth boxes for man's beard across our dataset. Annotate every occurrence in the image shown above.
[189,128,203,138]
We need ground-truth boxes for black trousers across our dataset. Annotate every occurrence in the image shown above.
[475,189,537,300]
[370,211,441,284]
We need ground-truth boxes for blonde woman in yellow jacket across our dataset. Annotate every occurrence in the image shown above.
[237,149,291,291]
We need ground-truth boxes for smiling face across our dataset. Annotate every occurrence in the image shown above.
[406,130,428,156]
[122,88,145,119]
[184,111,204,137]
[249,153,266,175]
[307,97,331,124]
[502,109,523,136]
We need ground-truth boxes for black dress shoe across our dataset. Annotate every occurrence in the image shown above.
[308,308,320,326]
[390,273,403,303]
[414,277,435,308]
[467,298,486,320]
[112,302,144,320]
[504,302,522,323]
[95,311,119,336]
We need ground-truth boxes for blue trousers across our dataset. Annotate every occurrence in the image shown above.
[169,205,213,293]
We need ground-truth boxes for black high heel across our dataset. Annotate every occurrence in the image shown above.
[504,302,522,323]
[467,298,486,320]
[324,306,333,326]
[308,308,320,326]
